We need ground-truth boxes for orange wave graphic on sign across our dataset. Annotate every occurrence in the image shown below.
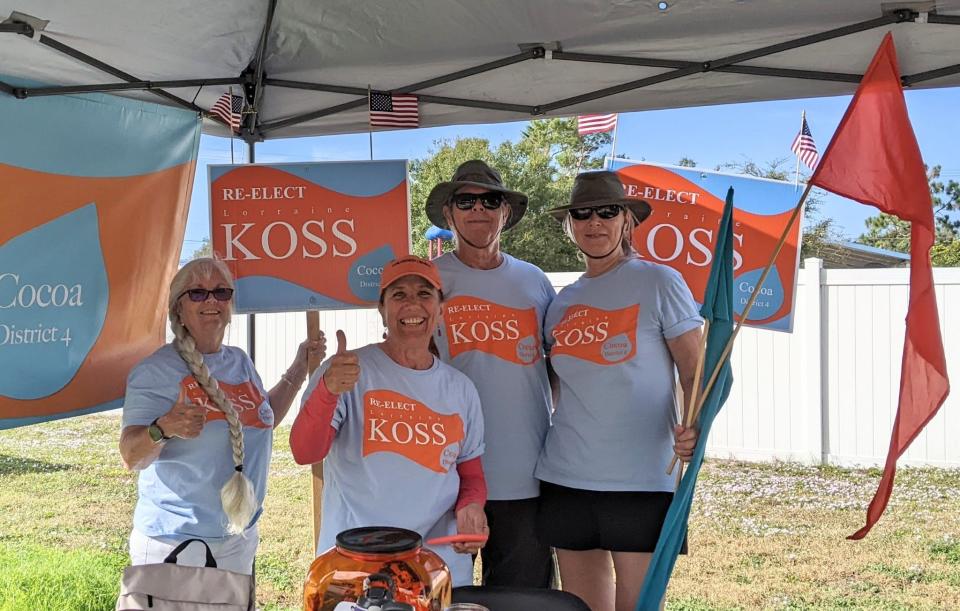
[550,304,639,365]
[362,389,465,473]
[442,296,542,365]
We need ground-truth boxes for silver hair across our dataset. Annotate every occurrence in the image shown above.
[167,258,256,535]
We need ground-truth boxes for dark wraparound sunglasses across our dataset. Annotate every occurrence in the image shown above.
[568,204,624,221]
[451,192,505,210]
[178,288,235,302]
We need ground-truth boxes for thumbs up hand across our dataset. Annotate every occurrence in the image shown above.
[159,386,208,439]
[322,330,361,394]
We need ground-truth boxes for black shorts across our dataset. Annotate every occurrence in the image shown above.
[536,481,687,554]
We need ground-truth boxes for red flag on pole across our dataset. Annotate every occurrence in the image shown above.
[809,32,950,539]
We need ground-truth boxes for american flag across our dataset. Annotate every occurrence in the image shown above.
[211,93,243,132]
[791,115,820,170]
[369,92,419,128]
[577,113,618,135]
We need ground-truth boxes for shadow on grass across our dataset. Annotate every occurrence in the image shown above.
[0,453,72,477]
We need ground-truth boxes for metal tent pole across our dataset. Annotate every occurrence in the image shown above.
[246,139,256,364]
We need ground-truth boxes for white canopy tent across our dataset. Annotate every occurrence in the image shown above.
[2,0,959,141]
[3,0,958,361]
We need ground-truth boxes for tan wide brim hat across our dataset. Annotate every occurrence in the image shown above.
[548,170,652,223]
[425,160,528,231]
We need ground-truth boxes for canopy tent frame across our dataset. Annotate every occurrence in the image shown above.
[3,5,959,143]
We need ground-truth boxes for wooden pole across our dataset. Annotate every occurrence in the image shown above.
[667,320,710,475]
[306,311,324,552]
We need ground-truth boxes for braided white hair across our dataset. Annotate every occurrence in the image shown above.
[168,258,256,535]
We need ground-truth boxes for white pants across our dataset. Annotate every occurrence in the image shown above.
[128,524,259,575]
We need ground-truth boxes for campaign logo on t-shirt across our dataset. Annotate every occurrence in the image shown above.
[362,389,465,473]
[550,304,639,365]
[180,375,271,428]
[440,296,541,365]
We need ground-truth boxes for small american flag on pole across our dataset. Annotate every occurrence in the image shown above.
[577,113,618,135]
[369,92,419,128]
[791,114,820,170]
[211,92,243,132]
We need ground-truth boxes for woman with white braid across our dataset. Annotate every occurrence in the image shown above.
[119,258,325,575]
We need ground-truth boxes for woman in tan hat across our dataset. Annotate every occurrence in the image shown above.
[534,171,702,611]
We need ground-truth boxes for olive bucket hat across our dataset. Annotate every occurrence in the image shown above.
[425,160,528,231]
[548,171,652,223]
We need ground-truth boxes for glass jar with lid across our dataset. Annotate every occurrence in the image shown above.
[303,526,452,611]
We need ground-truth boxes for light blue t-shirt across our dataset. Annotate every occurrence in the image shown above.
[303,344,485,587]
[433,252,555,500]
[122,344,273,539]
[535,258,702,492]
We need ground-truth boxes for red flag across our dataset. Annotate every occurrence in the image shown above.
[810,32,950,539]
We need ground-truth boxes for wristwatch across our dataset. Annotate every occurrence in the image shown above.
[147,418,171,443]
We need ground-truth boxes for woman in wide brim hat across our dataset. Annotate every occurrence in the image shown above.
[534,170,702,611]
[548,170,652,262]
[548,170,651,224]
[425,160,528,231]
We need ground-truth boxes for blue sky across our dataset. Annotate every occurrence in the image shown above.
[183,87,959,259]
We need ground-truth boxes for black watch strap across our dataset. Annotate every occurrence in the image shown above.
[150,417,172,441]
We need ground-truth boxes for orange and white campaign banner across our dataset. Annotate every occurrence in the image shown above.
[209,161,410,313]
[0,77,200,429]
[611,161,803,332]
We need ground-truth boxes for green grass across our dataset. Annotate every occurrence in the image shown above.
[1,413,960,610]
[929,538,960,565]
[0,543,127,611]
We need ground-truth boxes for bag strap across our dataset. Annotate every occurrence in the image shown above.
[163,538,218,568]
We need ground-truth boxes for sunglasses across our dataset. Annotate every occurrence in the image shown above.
[178,288,235,302]
[451,192,505,210]
[568,204,624,221]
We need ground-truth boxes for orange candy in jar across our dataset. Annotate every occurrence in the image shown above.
[303,526,452,611]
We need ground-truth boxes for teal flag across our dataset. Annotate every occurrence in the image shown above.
[636,187,737,610]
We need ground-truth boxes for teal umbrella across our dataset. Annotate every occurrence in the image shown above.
[636,187,737,610]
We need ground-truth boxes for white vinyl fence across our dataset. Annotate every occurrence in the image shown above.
[225,259,960,469]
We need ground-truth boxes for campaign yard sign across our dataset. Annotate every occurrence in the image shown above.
[611,160,803,332]
[209,161,411,313]
[0,77,200,428]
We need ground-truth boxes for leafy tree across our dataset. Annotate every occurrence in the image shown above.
[408,119,610,271]
[930,240,960,266]
[719,157,792,181]
[858,165,959,265]
[677,157,697,168]
[190,237,212,259]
